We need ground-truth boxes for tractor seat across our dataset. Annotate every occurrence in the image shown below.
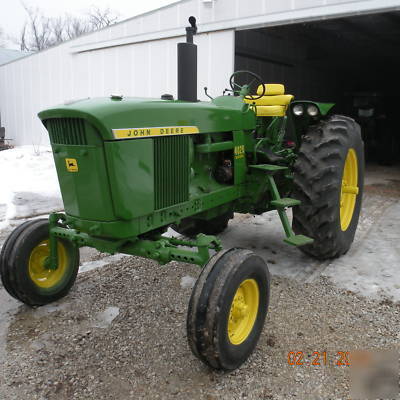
[244,84,293,117]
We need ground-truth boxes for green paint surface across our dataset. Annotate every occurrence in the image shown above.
[40,92,330,264]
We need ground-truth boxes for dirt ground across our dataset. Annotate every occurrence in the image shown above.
[1,261,399,400]
[0,164,399,400]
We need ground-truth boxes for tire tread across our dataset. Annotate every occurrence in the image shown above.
[292,115,364,259]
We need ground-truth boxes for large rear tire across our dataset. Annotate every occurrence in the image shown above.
[0,219,80,306]
[292,115,364,259]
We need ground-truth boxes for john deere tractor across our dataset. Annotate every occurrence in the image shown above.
[0,17,364,370]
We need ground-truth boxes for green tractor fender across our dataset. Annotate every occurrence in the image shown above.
[287,100,335,147]
[291,100,335,117]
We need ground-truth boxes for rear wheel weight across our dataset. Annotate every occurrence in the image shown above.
[292,115,364,259]
[187,248,270,370]
[1,219,80,306]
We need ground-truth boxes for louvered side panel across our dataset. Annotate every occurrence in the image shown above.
[154,136,189,210]
[46,118,87,145]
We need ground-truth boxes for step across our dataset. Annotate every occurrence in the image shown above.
[284,235,314,247]
[249,164,288,174]
[270,198,301,209]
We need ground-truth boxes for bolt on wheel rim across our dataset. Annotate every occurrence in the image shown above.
[28,240,68,288]
[340,148,359,231]
[228,279,259,345]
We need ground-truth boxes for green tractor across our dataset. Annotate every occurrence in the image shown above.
[0,17,364,371]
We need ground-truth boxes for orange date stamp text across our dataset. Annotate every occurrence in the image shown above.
[287,351,354,366]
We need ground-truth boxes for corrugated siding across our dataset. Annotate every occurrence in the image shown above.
[0,0,398,145]
[0,29,234,146]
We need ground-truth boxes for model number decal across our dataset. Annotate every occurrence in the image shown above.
[112,126,199,139]
[234,145,245,159]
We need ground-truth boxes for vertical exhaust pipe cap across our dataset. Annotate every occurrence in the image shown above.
[177,17,198,102]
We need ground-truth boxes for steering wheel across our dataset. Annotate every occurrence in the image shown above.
[229,70,265,100]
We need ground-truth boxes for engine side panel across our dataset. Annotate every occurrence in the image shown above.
[105,139,155,220]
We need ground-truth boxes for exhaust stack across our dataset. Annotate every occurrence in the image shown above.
[177,16,198,102]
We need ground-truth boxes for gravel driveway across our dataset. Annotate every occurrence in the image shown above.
[0,165,399,400]
[1,255,399,400]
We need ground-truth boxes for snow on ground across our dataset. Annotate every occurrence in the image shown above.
[0,146,399,303]
[92,306,120,328]
[220,194,400,301]
[0,146,62,231]
[323,201,400,301]
[79,254,127,274]
[180,275,196,289]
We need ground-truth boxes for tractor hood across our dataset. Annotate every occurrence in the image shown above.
[38,96,256,140]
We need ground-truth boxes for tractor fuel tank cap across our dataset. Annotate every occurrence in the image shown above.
[110,94,123,100]
[161,94,174,100]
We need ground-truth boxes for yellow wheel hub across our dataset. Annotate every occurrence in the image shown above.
[228,279,259,345]
[28,240,68,289]
[340,148,359,231]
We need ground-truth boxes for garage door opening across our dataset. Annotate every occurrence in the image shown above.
[235,11,400,165]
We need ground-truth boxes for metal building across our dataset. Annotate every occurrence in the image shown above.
[1,0,399,147]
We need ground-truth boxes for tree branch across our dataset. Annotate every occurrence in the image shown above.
[16,3,119,52]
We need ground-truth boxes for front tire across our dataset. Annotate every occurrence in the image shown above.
[292,115,364,259]
[0,219,80,306]
[187,248,270,370]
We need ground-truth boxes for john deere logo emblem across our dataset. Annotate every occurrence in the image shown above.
[65,158,78,172]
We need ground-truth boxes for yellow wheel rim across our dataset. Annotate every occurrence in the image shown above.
[340,148,359,231]
[28,240,68,289]
[228,279,259,345]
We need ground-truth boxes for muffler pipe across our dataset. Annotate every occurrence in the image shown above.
[177,16,198,102]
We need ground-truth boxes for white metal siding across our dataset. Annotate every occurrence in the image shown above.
[1,0,400,145]
[0,29,234,145]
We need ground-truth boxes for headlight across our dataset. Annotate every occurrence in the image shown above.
[293,104,304,116]
[307,105,319,116]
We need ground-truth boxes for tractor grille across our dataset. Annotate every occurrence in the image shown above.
[154,136,189,209]
[45,118,87,145]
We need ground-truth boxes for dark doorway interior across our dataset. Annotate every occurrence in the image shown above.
[235,11,400,164]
